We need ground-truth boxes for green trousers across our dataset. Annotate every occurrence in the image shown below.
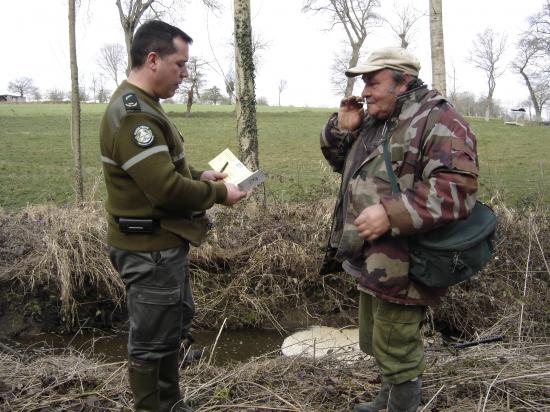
[359,292,426,384]
[109,244,194,361]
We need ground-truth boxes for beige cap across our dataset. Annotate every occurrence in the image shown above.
[345,47,421,77]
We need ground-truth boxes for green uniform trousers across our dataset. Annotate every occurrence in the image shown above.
[109,243,195,361]
[359,291,426,384]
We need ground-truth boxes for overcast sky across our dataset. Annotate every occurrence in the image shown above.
[0,0,545,109]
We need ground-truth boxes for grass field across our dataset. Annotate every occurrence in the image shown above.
[0,102,548,209]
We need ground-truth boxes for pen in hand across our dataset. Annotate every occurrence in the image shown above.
[220,161,229,173]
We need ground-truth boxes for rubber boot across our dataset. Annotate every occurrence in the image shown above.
[354,381,391,412]
[128,357,160,412]
[180,333,205,366]
[387,377,422,412]
[158,353,193,412]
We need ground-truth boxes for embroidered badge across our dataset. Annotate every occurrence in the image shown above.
[123,93,141,112]
[133,125,155,147]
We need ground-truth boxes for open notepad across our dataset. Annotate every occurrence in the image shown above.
[208,148,265,192]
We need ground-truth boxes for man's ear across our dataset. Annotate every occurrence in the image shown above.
[145,52,159,70]
[398,74,412,93]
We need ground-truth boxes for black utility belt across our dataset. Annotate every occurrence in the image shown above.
[115,217,159,234]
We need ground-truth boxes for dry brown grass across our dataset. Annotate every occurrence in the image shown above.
[0,202,124,325]
[0,198,548,340]
[436,201,550,340]
[1,339,548,411]
[189,200,357,330]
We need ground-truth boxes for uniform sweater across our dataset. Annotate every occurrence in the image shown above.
[100,81,227,251]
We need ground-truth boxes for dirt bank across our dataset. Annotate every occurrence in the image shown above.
[0,199,548,342]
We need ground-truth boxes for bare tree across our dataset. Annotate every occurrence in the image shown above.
[520,98,533,120]
[529,0,550,52]
[225,69,236,104]
[7,77,35,98]
[429,0,446,96]
[447,63,459,103]
[278,79,287,107]
[249,33,270,69]
[234,0,259,171]
[69,0,83,204]
[328,48,355,95]
[90,75,101,102]
[115,0,155,75]
[512,35,549,121]
[469,28,507,121]
[303,0,380,97]
[97,86,111,103]
[452,91,478,117]
[47,89,67,102]
[115,0,222,75]
[202,85,223,104]
[176,56,208,114]
[29,86,42,101]
[382,2,425,49]
[98,43,126,86]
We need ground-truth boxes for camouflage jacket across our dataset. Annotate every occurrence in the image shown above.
[320,86,479,306]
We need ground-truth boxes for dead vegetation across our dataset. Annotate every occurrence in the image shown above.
[0,202,124,329]
[436,202,550,339]
[0,197,548,410]
[0,198,548,340]
[0,337,548,411]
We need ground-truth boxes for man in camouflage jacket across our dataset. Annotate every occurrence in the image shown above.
[320,48,478,412]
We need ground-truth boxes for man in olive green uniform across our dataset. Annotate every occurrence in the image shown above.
[100,20,246,411]
[320,48,479,411]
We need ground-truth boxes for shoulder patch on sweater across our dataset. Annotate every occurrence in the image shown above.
[123,93,141,113]
[133,125,155,147]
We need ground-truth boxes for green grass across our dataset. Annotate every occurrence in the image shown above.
[0,102,548,210]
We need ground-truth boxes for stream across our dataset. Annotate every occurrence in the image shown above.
[15,329,286,365]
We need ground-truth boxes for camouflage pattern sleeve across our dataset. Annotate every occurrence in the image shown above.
[380,105,479,237]
[320,113,360,174]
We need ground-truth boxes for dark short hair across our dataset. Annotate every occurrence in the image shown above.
[131,20,193,69]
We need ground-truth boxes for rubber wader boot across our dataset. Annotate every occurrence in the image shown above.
[387,377,422,412]
[158,353,193,412]
[354,381,391,412]
[180,332,204,366]
[128,357,160,412]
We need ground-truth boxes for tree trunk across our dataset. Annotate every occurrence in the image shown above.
[429,0,446,96]
[115,0,154,76]
[186,89,193,116]
[485,81,494,121]
[484,100,491,121]
[68,0,83,205]
[344,44,361,97]
[124,29,133,76]
[234,0,259,171]
[519,69,542,121]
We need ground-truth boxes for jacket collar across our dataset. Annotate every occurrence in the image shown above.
[391,85,430,119]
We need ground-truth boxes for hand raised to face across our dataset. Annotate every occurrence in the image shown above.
[337,96,364,132]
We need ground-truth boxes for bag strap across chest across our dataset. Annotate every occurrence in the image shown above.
[382,98,444,194]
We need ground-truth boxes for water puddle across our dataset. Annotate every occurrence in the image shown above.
[15,329,285,365]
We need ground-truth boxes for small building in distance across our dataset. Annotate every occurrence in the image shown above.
[0,93,25,103]
[504,107,526,126]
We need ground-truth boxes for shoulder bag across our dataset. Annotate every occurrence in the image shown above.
[382,127,497,288]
